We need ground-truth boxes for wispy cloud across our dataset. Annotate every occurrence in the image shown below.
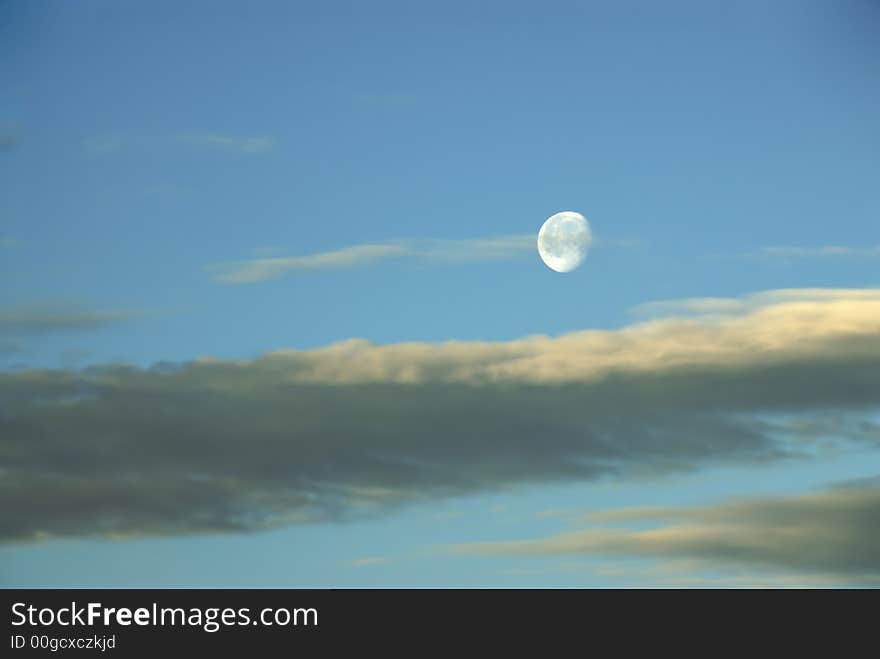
[451,478,880,585]
[535,508,578,520]
[587,562,856,588]
[0,302,147,336]
[83,134,126,156]
[83,132,277,156]
[0,339,23,356]
[3,288,880,543]
[432,511,465,521]
[0,237,18,248]
[0,120,19,150]
[631,287,880,318]
[746,244,880,261]
[176,133,275,154]
[209,235,537,283]
[210,244,411,283]
[349,556,391,568]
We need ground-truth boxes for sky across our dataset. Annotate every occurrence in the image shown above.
[1,0,879,587]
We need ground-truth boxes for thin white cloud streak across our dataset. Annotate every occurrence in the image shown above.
[432,511,465,521]
[587,562,863,588]
[498,560,853,587]
[631,288,880,319]
[349,556,391,568]
[209,235,537,284]
[746,245,880,261]
[83,133,277,156]
[176,133,276,154]
[0,121,19,149]
[535,508,579,520]
[83,134,125,155]
[211,244,409,283]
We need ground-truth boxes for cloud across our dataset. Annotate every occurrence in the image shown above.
[630,287,880,318]
[416,235,538,262]
[83,133,276,156]
[535,509,578,520]
[349,556,391,568]
[0,238,18,248]
[176,133,275,154]
[0,340,23,356]
[451,479,880,584]
[0,121,19,151]
[2,288,880,543]
[747,245,880,261]
[587,562,858,588]
[83,134,125,156]
[500,559,850,587]
[209,235,537,283]
[0,302,146,336]
[210,244,411,284]
[432,511,465,521]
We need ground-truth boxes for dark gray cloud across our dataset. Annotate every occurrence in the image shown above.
[0,122,18,151]
[0,303,145,336]
[176,133,275,154]
[1,289,880,543]
[83,133,277,156]
[0,339,22,355]
[453,479,880,584]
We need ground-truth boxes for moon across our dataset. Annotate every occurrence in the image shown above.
[537,211,592,273]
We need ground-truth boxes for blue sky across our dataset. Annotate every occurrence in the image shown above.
[1,0,879,587]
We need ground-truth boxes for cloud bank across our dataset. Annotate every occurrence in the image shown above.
[452,478,880,584]
[2,288,880,542]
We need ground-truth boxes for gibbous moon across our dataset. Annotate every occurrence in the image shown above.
[537,211,592,273]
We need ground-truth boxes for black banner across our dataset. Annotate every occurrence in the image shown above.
[1,588,869,654]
